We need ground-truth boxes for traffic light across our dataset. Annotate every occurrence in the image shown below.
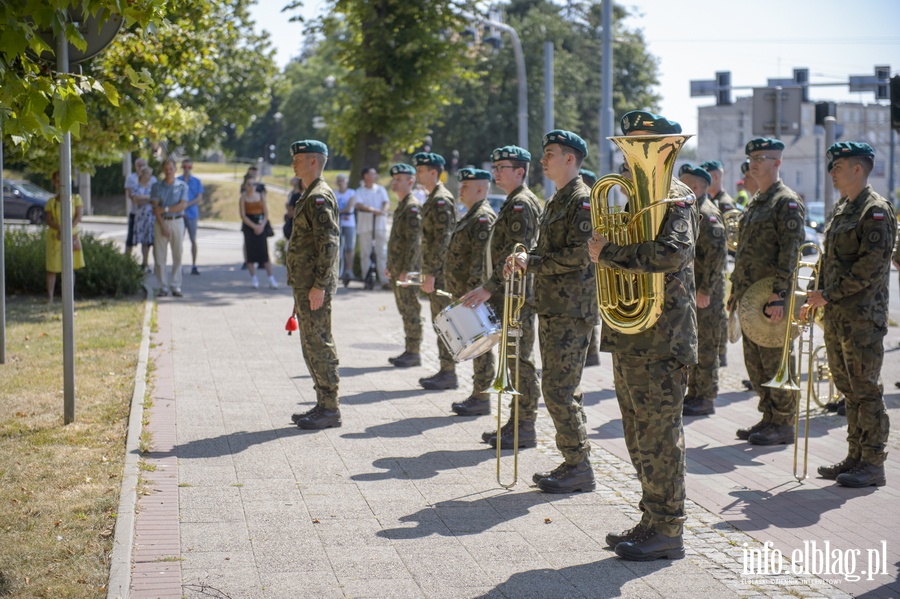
[716,71,732,106]
[891,75,900,133]
[876,65,890,100]
[815,102,836,127]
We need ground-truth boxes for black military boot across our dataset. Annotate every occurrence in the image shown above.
[836,462,886,488]
[390,352,421,368]
[488,420,536,449]
[615,528,685,561]
[536,459,596,493]
[605,524,651,549]
[451,393,490,416]
[584,352,601,367]
[736,419,768,441]
[682,397,715,417]
[748,423,794,446]
[291,404,320,424]
[296,407,342,430]
[817,456,860,480]
[420,370,458,390]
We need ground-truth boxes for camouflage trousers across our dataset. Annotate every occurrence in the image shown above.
[391,281,422,354]
[538,315,591,465]
[495,302,542,422]
[687,300,725,400]
[428,278,455,372]
[824,314,890,465]
[292,288,340,409]
[742,336,796,425]
[612,354,687,537]
[587,325,600,357]
[472,346,495,396]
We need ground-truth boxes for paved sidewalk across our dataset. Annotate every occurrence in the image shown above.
[115,225,899,599]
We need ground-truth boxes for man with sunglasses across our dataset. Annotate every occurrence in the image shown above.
[727,138,806,446]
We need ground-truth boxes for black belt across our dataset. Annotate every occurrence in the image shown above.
[162,214,184,220]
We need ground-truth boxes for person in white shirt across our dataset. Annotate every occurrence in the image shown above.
[355,167,391,289]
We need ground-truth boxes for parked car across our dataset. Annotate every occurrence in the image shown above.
[805,201,827,233]
[2,179,53,224]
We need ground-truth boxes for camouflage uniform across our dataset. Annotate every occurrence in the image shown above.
[712,189,736,213]
[711,189,734,357]
[387,193,423,354]
[445,198,497,393]
[286,177,341,409]
[598,178,697,537]
[730,180,806,425]
[688,195,726,401]
[819,186,895,466]
[528,177,598,465]
[421,182,457,371]
[483,185,543,422]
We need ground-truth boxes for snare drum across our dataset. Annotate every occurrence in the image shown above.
[434,300,501,361]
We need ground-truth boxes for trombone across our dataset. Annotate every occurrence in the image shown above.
[763,241,822,482]
[491,243,527,489]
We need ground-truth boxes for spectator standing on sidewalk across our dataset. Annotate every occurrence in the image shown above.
[150,159,189,297]
[124,157,149,259]
[335,173,357,286]
[286,140,342,430]
[44,171,85,302]
[179,158,205,275]
[355,167,390,290]
[239,177,277,289]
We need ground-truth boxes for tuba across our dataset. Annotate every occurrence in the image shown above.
[590,134,693,334]
[722,208,743,252]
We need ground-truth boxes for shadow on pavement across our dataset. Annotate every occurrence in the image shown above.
[720,484,875,531]
[472,557,675,599]
[341,415,458,439]
[171,428,305,459]
[352,448,494,483]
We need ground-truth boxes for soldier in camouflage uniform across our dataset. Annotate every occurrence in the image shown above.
[679,164,726,417]
[385,163,423,368]
[285,140,342,430]
[701,159,734,367]
[443,168,497,415]
[508,130,597,494]
[461,146,543,446]
[589,111,696,562]
[805,142,895,488]
[728,138,806,445]
[414,153,459,390]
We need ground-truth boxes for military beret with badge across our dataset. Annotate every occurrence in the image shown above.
[678,163,712,185]
[291,139,328,156]
[700,160,723,172]
[579,168,598,186]
[389,163,416,176]
[491,145,531,163]
[413,152,446,167]
[826,141,875,172]
[745,137,784,155]
[620,110,682,135]
[741,160,750,175]
[458,167,492,182]
[542,129,588,157]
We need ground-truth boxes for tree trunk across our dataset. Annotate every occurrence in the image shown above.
[350,132,386,183]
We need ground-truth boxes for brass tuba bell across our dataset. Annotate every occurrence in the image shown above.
[589,134,693,334]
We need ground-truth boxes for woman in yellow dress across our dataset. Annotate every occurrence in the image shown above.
[45,171,85,302]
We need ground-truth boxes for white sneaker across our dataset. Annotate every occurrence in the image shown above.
[268,275,278,289]
[250,275,259,289]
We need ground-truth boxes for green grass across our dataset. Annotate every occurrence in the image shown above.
[0,296,145,598]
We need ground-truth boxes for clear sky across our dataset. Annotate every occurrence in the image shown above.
[251,0,900,144]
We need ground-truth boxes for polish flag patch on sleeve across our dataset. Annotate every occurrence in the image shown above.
[788,202,798,209]
[437,200,446,206]
[581,201,591,210]
[513,204,524,212]
[708,216,718,223]
[478,216,488,223]
[872,212,885,221]
[315,197,325,205]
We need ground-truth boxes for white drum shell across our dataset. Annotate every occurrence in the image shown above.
[433,301,501,361]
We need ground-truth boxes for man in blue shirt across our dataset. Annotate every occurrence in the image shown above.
[152,159,190,296]
[179,158,205,275]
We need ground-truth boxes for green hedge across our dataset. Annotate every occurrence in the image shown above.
[4,228,144,297]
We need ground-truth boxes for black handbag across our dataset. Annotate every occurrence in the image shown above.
[263,221,275,237]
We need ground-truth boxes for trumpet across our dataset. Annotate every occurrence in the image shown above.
[395,272,425,287]
[763,241,822,482]
[490,243,527,489]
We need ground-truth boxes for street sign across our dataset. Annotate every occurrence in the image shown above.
[752,87,803,137]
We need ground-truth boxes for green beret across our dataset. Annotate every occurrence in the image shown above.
[678,163,712,185]
[458,167,492,182]
[389,163,415,176]
[826,141,875,172]
[741,159,750,175]
[290,139,328,156]
[700,160,723,172]
[542,129,588,157]
[491,145,531,163]
[579,168,598,186]
[620,110,682,135]
[745,137,784,155]
[412,152,445,167]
